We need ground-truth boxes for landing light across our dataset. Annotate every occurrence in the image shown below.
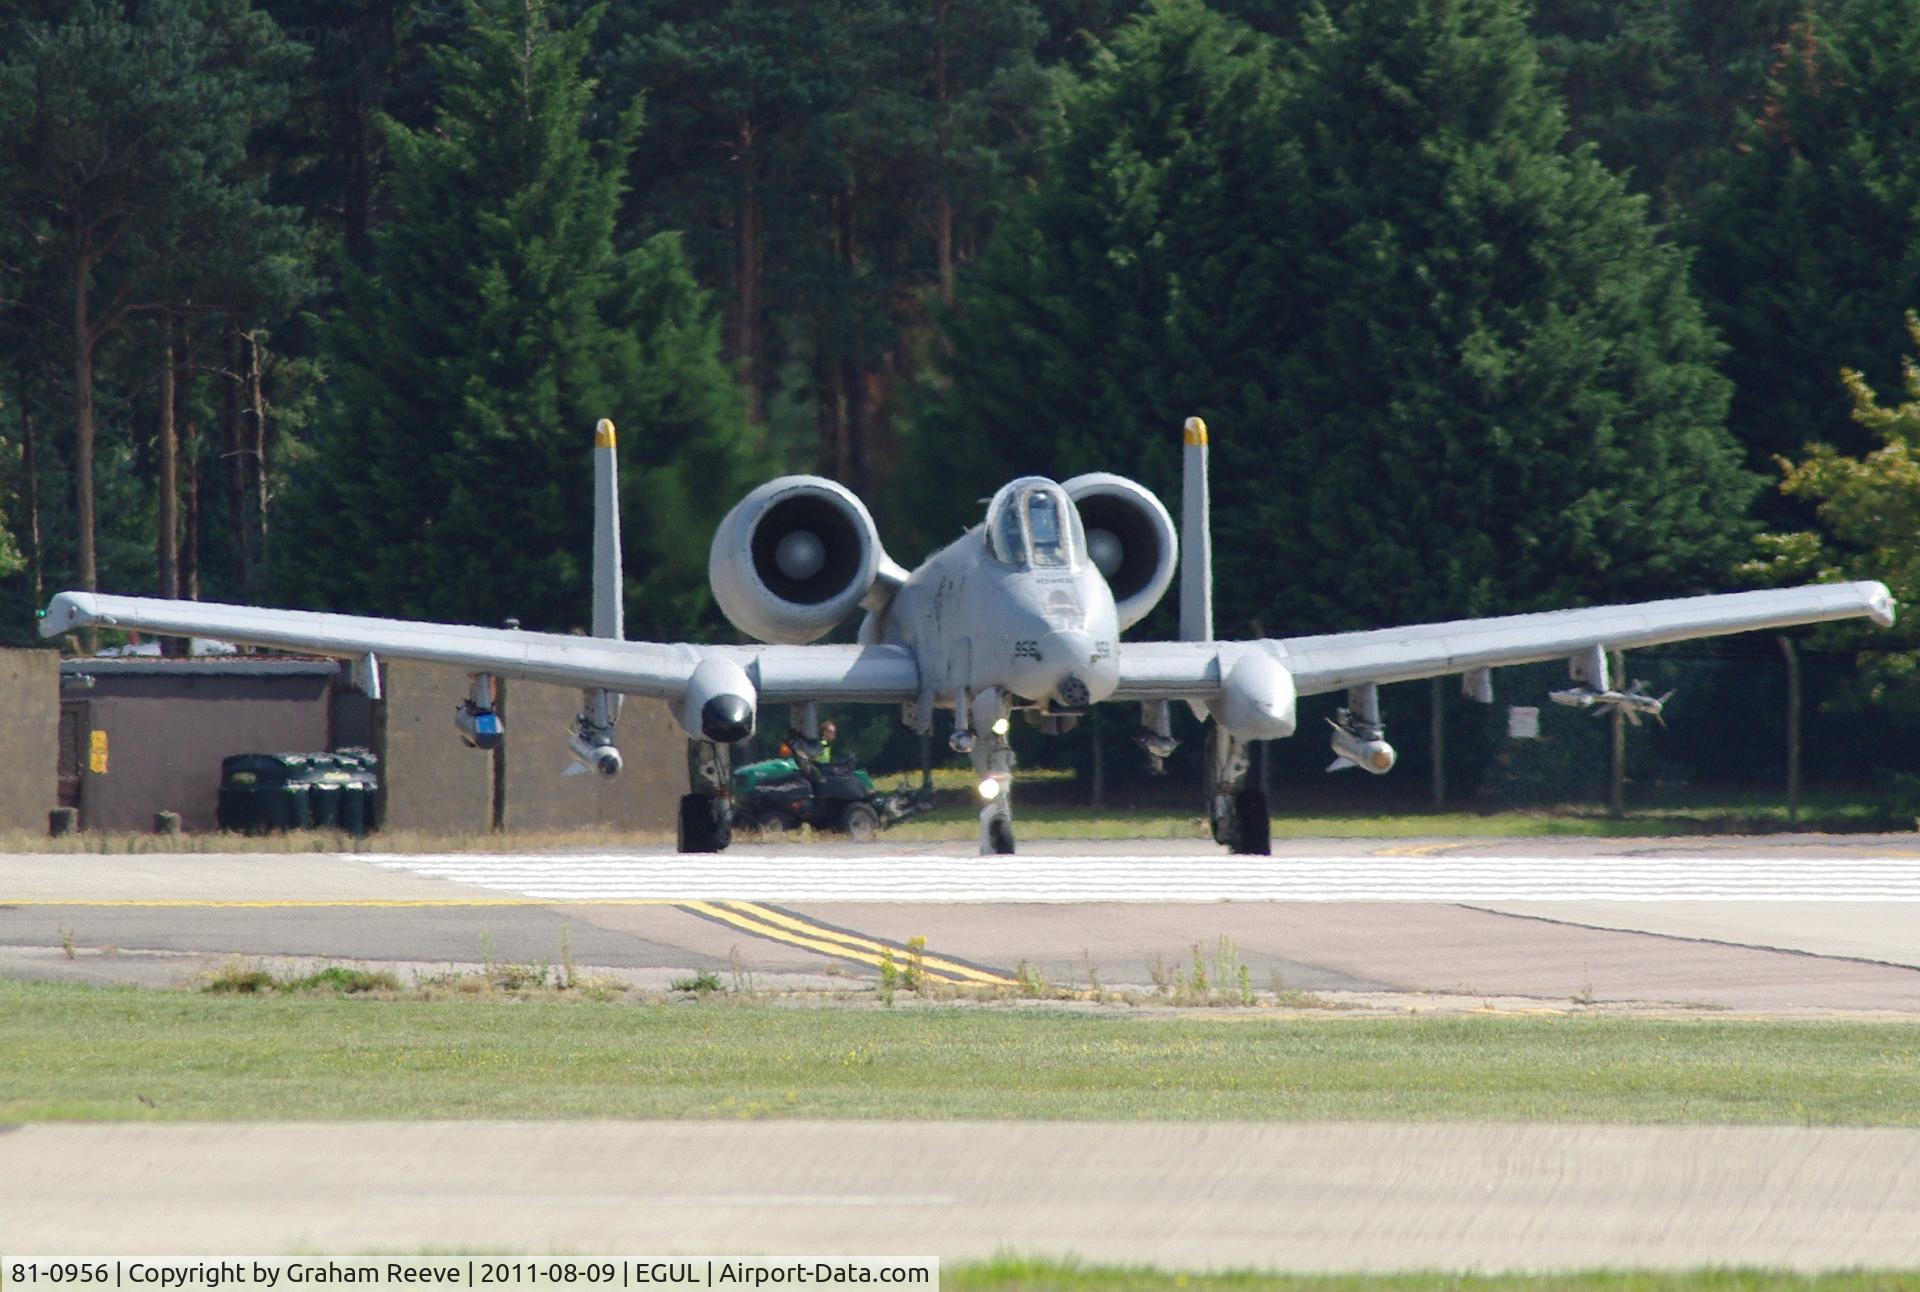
[990,717,1010,736]
[977,778,1002,801]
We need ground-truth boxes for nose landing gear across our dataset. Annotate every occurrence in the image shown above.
[970,688,1017,855]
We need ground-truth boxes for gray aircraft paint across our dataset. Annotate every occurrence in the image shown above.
[37,416,1899,853]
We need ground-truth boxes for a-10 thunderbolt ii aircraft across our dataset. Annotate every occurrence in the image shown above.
[40,416,1896,854]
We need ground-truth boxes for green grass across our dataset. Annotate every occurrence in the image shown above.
[2,980,1916,1124]
[944,1263,1920,1291]
[0,790,1900,853]
[878,789,1905,842]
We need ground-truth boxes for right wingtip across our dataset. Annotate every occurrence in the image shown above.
[1864,580,1897,628]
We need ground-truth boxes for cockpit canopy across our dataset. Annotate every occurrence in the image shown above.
[984,477,1086,570]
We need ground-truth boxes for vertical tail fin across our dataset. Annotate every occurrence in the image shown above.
[1179,416,1213,642]
[592,417,623,640]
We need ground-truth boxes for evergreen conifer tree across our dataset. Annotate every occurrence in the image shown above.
[275,0,750,636]
[912,0,1753,634]
[1691,1,1920,484]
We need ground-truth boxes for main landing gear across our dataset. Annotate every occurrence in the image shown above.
[678,738,733,853]
[1205,721,1270,855]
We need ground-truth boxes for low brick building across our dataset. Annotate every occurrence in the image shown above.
[0,648,681,835]
[0,649,59,835]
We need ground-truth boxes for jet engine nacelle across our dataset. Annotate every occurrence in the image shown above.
[1061,473,1177,632]
[710,476,892,644]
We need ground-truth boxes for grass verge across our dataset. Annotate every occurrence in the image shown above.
[0,792,1903,854]
[1,979,1916,1124]
[944,1263,1920,1291]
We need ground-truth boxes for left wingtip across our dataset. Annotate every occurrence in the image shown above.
[39,591,96,638]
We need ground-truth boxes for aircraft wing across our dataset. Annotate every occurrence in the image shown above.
[38,592,919,704]
[1112,581,1896,701]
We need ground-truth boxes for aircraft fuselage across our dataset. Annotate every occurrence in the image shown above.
[880,524,1122,714]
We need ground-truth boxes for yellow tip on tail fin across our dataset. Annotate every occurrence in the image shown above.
[594,418,617,449]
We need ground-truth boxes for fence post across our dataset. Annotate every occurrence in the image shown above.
[1778,636,1801,824]
[1430,676,1445,810]
[1608,650,1626,818]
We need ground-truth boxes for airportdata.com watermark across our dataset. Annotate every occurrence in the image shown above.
[3,1261,935,1291]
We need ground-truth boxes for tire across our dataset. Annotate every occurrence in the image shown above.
[1231,788,1271,856]
[987,815,1016,855]
[678,793,725,853]
[752,810,796,840]
[840,802,880,842]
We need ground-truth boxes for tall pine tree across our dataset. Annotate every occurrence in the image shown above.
[1691,0,1920,489]
[911,0,1754,634]
[274,0,751,636]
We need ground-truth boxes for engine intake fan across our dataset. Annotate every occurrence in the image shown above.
[710,476,894,644]
[1061,473,1177,631]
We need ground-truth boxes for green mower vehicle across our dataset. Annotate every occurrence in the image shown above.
[730,755,933,840]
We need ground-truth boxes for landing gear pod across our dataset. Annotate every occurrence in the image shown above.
[678,656,758,744]
[1215,649,1298,741]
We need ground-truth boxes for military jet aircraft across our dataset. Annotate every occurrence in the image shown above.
[39,416,1896,855]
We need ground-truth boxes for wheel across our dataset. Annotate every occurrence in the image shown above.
[751,810,796,840]
[988,815,1016,855]
[1231,788,1271,856]
[841,802,881,842]
[678,793,725,853]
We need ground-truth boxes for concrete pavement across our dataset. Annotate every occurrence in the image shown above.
[5,1121,1917,1270]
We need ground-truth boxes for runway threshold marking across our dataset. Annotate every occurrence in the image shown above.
[677,900,1017,987]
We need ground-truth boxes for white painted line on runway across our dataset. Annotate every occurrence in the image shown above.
[353,852,1920,902]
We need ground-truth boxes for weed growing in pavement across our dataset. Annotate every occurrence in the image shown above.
[904,936,927,991]
[1150,937,1267,1007]
[1268,971,1338,1010]
[727,947,760,999]
[1188,943,1210,996]
[280,966,401,994]
[558,924,576,991]
[670,970,724,995]
[202,958,279,994]
[1015,959,1049,998]
[201,959,398,996]
[1081,949,1102,996]
[488,960,551,991]
[878,949,899,1005]
[59,927,75,960]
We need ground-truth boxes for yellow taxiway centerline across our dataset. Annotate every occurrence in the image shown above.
[0,898,680,908]
[680,900,1015,986]
[715,899,1017,986]
[3,896,1017,985]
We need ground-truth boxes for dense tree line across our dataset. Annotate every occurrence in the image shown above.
[2,0,1919,691]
